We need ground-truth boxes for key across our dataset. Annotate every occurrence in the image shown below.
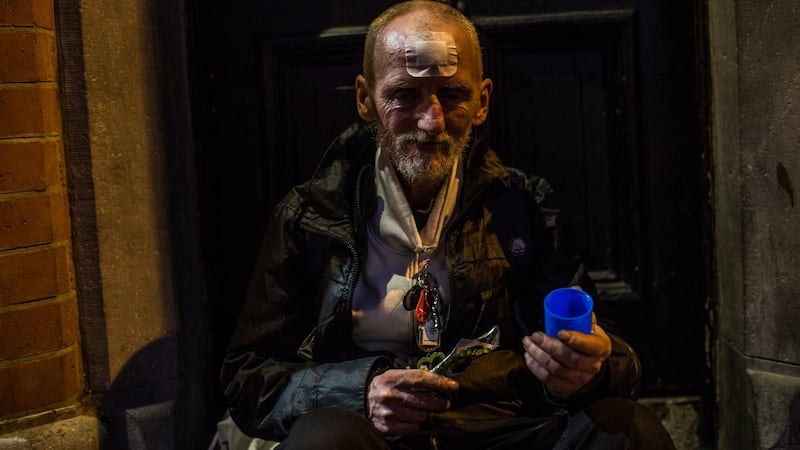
[403,284,422,311]
[415,288,430,323]
[418,318,441,351]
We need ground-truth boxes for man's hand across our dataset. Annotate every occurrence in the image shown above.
[522,313,612,394]
[367,368,459,435]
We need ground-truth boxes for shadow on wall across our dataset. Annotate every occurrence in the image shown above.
[99,335,218,449]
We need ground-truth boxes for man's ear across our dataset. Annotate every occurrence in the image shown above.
[472,78,493,126]
[355,74,376,121]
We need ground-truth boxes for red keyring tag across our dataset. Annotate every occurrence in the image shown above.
[415,289,430,323]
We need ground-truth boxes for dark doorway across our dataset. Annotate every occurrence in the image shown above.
[188,0,711,428]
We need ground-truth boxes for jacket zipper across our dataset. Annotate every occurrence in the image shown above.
[343,165,371,314]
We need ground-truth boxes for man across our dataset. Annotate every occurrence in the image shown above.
[221,1,676,449]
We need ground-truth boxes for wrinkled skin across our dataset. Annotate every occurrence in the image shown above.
[355,11,491,210]
[522,313,612,394]
[367,369,459,435]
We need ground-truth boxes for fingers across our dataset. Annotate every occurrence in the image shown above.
[372,368,458,390]
[396,369,460,393]
[368,401,427,435]
[523,351,594,393]
[522,335,596,392]
[367,369,456,435]
[555,328,612,361]
[527,331,607,372]
[521,329,610,394]
[368,391,445,434]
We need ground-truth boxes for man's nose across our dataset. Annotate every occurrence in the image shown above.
[417,95,445,136]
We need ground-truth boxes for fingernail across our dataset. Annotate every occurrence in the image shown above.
[532,332,544,345]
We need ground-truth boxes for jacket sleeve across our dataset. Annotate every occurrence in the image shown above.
[510,169,642,407]
[219,193,390,440]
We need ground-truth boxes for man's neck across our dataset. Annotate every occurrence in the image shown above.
[400,177,445,211]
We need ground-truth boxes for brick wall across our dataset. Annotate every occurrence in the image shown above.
[0,0,83,419]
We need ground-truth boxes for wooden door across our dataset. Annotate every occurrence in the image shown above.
[190,0,710,399]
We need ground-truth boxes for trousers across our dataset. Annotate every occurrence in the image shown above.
[275,397,676,450]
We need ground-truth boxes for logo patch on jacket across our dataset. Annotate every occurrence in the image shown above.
[508,237,527,257]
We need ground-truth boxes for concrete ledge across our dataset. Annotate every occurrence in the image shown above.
[0,415,107,450]
[746,368,800,448]
[640,395,704,450]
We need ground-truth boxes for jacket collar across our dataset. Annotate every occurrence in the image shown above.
[296,122,511,240]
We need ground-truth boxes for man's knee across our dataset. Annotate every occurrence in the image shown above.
[583,397,676,450]
[278,407,389,450]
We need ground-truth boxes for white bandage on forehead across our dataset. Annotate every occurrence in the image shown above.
[404,31,458,77]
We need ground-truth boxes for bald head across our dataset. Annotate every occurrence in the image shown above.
[362,1,483,87]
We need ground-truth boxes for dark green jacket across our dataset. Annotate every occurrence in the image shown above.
[221,122,641,440]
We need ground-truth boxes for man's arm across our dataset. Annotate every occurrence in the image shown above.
[511,169,641,407]
[219,194,390,440]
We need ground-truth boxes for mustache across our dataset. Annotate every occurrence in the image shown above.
[393,130,454,147]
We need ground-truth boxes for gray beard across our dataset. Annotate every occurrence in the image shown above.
[377,124,472,187]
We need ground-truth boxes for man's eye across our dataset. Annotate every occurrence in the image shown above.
[393,91,417,102]
[438,89,468,102]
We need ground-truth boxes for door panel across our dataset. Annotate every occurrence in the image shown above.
[261,34,364,207]
[479,12,640,304]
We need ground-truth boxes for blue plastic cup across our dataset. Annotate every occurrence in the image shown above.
[544,287,593,336]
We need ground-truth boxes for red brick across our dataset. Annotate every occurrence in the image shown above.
[0,30,57,83]
[49,190,69,240]
[0,347,81,415]
[0,293,78,359]
[0,191,70,250]
[0,244,71,306]
[0,0,55,29]
[0,85,62,137]
[0,139,59,193]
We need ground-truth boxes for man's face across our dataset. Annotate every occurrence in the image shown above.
[357,13,491,186]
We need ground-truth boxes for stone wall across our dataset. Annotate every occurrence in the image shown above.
[1,0,212,447]
[712,0,800,448]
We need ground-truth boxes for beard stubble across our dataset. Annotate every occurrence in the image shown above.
[378,124,472,187]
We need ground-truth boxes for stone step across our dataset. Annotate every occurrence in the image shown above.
[640,395,709,450]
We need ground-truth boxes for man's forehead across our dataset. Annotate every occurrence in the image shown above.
[380,25,463,78]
